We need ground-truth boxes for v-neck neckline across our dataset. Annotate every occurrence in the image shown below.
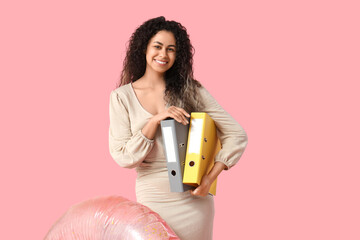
[129,82,154,116]
[129,82,170,116]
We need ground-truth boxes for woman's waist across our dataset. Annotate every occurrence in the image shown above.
[135,157,168,176]
[135,171,193,203]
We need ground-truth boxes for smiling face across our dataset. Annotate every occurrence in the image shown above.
[145,30,177,75]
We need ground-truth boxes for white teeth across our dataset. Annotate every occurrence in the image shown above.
[155,59,167,64]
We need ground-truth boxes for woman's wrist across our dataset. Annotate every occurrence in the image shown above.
[150,115,161,125]
[207,162,226,183]
[142,116,161,140]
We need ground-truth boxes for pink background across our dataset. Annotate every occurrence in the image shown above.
[1,0,359,239]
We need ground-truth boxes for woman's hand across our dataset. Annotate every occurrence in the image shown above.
[190,174,213,197]
[190,162,227,197]
[153,106,190,125]
[141,106,190,140]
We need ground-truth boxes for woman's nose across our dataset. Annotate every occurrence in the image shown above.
[159,48,167,57]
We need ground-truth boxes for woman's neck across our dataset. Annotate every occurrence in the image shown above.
[140,69,166,88]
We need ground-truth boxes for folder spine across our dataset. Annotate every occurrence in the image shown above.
[183,112,220,195]
[161,119,192,192]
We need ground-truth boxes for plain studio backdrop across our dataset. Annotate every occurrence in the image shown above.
[1,0,359,239]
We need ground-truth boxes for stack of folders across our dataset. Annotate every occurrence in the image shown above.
[160,112,221,196]
[183,112,221,196]
[160,118,194,192]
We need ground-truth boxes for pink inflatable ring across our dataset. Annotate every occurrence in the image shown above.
[45,195,179,240]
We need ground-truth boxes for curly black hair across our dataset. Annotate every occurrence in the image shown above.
[118,16,203,113]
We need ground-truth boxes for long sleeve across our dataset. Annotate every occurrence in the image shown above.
[109,90,155,168]
[199,86,248,170]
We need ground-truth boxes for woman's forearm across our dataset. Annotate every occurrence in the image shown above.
[191,161,227,196]
[207,162,227,183]
[141,116,160,140]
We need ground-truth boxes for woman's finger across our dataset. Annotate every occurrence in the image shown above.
[175,108,190,124]
[174,107,190,118]
[168,108,188,125]
[180,108,190,118]
[172,114,187,125]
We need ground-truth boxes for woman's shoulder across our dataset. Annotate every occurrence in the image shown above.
[111,83,133,100]
[196,84,212,98]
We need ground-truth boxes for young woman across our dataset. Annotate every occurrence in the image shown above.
[109,16,248,240]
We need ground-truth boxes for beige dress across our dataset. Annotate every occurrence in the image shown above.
[109,83,248,240]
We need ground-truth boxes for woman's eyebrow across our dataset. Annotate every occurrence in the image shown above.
[153,41,176,48]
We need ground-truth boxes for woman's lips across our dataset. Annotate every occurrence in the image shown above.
[154,59,168,65]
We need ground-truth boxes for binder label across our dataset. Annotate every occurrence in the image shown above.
[188,118,204,154]
[162,126,177,163]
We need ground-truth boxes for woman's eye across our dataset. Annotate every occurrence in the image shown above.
[154,45,161,49]
[168,48,175,52]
